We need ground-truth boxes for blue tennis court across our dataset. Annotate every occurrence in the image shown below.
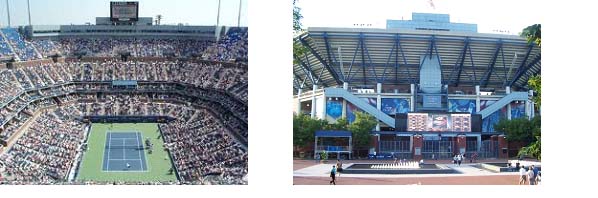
[102,132,148,172]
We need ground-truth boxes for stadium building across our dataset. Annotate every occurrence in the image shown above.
[0,1,247,184]
[293,13,540,160]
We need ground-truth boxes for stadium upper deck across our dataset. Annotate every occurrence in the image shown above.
[294,27,540,93]
[293,14,541,91]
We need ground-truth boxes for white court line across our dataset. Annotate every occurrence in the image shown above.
[135,132,145,171]
[106,132,112,170]
[122,137,126,164]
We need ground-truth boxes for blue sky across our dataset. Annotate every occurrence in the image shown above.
[296,0,543,35]
[0,0,247,26]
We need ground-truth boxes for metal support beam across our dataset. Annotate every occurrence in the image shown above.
[381,39,397,82]
[346,40,360,82]
[480,41,503,87]
[294,55,316,85]
[346,78,509,86]
[359,33,368,86]
[510,54,540,87]
[396,35,414,84]
[508,45,535,87]
[468,41,477,86]
[419,36,436,79]
[299,37,343,85]
[361,33,379,83]
[323,33,344,81]
[450,38,470,86]
[294,73,307,89]
[499,45,507,84]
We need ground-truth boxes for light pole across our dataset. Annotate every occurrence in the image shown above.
[6,0,11,27]
[216,0,221,26]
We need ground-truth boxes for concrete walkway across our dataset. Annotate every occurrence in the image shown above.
[293,163,520,178]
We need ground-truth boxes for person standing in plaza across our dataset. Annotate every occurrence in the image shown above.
[519,165,527,185]
[532,165,539,184]
[329,165,337,185]
[527,166,536,185]
[453,155,457,165]
[336,160,343,178]
[457,154,462,166]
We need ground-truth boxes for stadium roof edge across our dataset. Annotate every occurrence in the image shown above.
[307,27,524,40]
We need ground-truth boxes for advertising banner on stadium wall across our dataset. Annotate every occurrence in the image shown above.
[511,102,525,119]
[448,99,476,114]
[381,98,410,115]
[362,97,377,108]
[346,102,360,123]
[326,99,342,120]
[481,100,508,132]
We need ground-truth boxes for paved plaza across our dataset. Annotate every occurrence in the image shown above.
[293,160,540,185]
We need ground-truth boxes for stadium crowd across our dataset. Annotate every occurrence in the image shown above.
[0,27,247,185]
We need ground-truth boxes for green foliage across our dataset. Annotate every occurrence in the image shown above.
[293,111,377,153]
[348,112,377,148]
[320,150,328,160]
[293,0,303,32]
[518,135,541,160]
[293,41,309,64]
[293,114,327,147]
[521,24,541,47]
[292,0,308,65]
[528,75,541,108]
[496,116,541,160]
[325,117,349,131]
[494,117,540,143]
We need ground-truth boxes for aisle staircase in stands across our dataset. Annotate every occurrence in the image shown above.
[0,29,19,61]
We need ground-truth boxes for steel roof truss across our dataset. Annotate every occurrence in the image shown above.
[299,37,343,85]
[508,45,535,87]
[480,41,503,87]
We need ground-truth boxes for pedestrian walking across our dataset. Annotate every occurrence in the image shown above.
[527,166,536,185]
[329,165,337,185]
[519,165,527,185]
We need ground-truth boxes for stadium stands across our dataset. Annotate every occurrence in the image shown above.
[0,28,41,61]
[0,28,248,185]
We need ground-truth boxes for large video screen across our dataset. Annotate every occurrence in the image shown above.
[110,1,139,21]
[407,113,471,132]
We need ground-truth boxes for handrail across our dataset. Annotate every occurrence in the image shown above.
[478,92,528,119]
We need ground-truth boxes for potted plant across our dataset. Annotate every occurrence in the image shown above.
[320,150,328,163]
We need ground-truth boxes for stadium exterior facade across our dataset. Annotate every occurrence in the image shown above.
[293,13,540,160]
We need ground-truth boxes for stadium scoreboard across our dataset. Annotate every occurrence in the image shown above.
[110,1,139,22]
[404,113,472,132]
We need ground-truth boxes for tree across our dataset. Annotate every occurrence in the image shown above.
[494,116,541,160]
[517,24,541,160]
[293,0,308,64]
[348,112,377,148]
[293,114,327,147]
[324,117,349,131]
[494,117,539,143]
[528,75,541,108]
[293,0,302,32]
[521,24,540,47]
